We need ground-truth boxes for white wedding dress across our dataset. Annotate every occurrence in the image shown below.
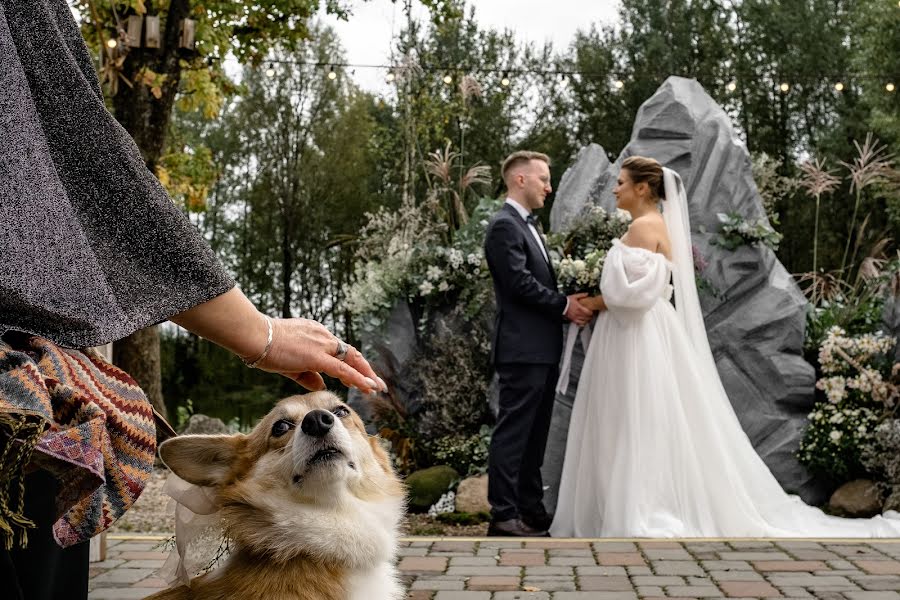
[550,169,900,538]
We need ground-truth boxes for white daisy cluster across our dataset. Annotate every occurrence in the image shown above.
[417,247,484,298]
[799,402,880,477]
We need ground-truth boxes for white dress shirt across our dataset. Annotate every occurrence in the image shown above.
[505,198,549,263]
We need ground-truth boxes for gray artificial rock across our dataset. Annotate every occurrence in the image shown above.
[542,76,825,511]
[347,300,418,427]
[883,296,900,362]
[549,143,613,233]
[179,414,231,436]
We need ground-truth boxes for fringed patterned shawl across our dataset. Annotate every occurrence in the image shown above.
[0,0,237,549]
[0,335,156,549]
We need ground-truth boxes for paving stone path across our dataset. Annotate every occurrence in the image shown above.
[89,536,900,599]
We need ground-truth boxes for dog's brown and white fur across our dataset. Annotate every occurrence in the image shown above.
[146,392,406,600]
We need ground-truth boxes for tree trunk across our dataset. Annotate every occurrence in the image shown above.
[113,327,166,419]
[109,0,192,419]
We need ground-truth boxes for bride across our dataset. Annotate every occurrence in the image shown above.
[549,156,900,538]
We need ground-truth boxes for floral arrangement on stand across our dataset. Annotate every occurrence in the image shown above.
[346,192,501,478]
[798,326,899,497]
[346,196,499,338]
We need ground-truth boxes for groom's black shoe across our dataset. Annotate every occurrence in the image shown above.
[521,510,554,532]
[487,518,550,537]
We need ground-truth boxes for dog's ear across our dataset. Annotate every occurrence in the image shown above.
[159,434,242,487]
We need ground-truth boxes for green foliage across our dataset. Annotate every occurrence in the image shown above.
[798,401,882,483]
[174,398,194,430]
[547,206,632,261]
[424,426,491,479]
[712,212,783,251]
[435,511,490,525]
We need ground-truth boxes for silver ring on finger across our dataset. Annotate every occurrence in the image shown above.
[334,339,349,362]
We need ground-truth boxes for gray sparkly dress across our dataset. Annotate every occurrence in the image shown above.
[0,0,234,349]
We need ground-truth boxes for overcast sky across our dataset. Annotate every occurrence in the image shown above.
[318,0,622,93]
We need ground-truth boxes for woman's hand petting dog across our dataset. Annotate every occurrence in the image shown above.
[257,317,388,394]
[171,288,387,395]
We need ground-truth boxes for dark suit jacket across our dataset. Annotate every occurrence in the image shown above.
[484,203,567,365]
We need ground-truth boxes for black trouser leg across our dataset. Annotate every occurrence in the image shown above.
[0,470,89,600]
[516,365,557,517]
[488,363,555,522]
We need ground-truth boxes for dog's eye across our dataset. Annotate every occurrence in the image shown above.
[332,406,350,418]
[271,419,295,437]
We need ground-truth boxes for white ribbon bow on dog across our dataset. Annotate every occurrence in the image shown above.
[158,472,225,587]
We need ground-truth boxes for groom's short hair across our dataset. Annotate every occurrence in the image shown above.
[501,150,551,183]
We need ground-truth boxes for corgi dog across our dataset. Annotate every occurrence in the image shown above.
[146,392,406,600]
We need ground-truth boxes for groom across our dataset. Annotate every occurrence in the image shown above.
[484,151,592,537]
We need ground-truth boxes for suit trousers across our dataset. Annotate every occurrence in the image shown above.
[488,362,558,521]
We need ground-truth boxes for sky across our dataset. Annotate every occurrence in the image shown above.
[318,0,622,93]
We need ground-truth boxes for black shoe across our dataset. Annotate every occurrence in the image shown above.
[521,510,554,531]
[487,518,550,537]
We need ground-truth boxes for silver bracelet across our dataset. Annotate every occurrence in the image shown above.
[243,315,273,369]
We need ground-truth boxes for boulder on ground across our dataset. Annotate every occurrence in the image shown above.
[455,474,490,514]
[828,479,884,517]
[406,465,459,513]
[179,414,230,436]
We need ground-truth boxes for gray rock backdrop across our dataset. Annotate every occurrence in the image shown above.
[543,76,826,510]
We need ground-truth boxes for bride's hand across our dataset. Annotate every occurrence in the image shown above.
[579,295,607,312]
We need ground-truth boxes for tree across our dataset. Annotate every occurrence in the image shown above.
[71,0,455,417]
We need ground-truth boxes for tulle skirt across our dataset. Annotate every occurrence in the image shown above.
[550,299,900,538]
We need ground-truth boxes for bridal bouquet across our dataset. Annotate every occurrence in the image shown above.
[549,205,631,296]
[555,249,606,296]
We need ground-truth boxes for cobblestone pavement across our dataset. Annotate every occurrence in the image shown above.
[89,536,900,599]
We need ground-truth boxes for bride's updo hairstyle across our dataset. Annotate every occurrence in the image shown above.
[622,156,666,202]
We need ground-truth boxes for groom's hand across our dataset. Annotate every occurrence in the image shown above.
[565,293,593,327]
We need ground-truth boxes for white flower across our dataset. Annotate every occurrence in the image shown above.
[426,266,444,281]
[467,253,481,266]
[419,281,434,295]
[829,430,843,442]
[438,281,450,292]
[449,249,464,269]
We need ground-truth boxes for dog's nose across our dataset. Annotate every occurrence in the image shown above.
[301,409,334,438]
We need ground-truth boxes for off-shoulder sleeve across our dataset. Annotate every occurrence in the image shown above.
[600,242,671,319]
[0,0,235,348]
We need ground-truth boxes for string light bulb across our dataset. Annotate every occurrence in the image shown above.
[834,82,844,92]
[327,66,337,80]
[106,38,118,49]
[613,80,624,89]
[887,83,896,92]
[780,82,790,92]
[500,72,510,87]
[727,81,737,92]
[385,71,395,83]
[265,63,275,77]
[443,74,453,85]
